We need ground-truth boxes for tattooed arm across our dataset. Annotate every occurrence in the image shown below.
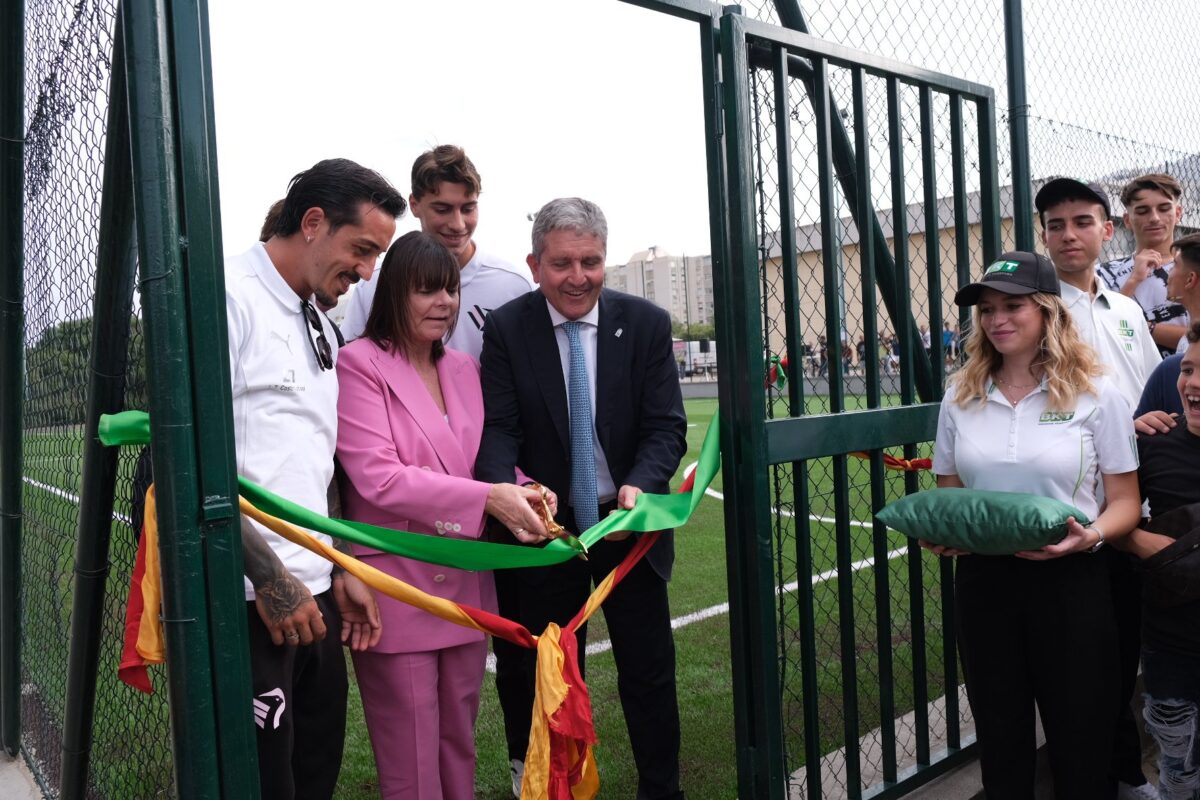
[242,517,326,646]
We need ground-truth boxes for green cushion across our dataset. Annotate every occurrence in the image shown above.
[875,488,1089,556]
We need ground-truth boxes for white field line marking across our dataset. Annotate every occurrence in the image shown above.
[485,464,905,673]
[21,476,132,526]
[685,460,875,529]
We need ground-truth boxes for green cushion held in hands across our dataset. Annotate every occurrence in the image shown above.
[875,488,1090,556]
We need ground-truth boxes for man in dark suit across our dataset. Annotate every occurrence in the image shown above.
[476,197,688,800]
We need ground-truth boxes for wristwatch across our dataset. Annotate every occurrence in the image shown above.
[1086,524,1106,554]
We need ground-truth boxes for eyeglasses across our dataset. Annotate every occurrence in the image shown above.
[301,300,334,371]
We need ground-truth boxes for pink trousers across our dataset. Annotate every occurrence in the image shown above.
[352,639,488,799]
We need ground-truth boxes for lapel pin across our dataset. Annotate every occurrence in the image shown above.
[615,328,623,338]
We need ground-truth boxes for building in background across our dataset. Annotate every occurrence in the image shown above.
[607,246,715,332]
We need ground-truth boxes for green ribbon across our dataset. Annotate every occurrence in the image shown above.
[98,410,720,571]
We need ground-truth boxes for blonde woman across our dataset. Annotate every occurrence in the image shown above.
[925,251,1141,799]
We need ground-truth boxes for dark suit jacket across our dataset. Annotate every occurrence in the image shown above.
[475,288,688,580]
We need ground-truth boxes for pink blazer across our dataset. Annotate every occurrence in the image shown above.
[335,337,496,653]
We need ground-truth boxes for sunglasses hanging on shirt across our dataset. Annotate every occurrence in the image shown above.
[301,300,334,371]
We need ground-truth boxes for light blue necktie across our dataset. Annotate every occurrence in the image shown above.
[563,321,598,531]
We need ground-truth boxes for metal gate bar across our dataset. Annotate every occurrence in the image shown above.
[721,9,1000,796]
[0,0,26,760]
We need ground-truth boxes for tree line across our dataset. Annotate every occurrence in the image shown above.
[24,316,148,427]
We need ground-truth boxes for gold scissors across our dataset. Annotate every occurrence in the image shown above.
[531,483,588,560]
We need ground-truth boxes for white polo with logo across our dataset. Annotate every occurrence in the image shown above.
[1059,277,1161,411]
[933,377,1139,521]
[226,243,338,600]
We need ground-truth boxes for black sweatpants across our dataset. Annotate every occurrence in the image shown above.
[955,553,1119,800]
[1107,548,1150,786]
[246,590,347,800]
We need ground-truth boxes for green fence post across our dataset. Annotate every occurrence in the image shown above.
[165,0,259,791]
[0,0,26,760]
[1004,0,1034,250]
[59,19,139,797]
[120,0,225,794]
[718,11,788,799]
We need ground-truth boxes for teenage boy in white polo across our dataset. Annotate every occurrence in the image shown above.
[1036,177,1161,410]
[341,145,534,359]
[229,158,404,798]
[1036,176,1161,800]
[1098,173,1188,355]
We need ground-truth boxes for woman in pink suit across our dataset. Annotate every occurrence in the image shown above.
[336,231,551,799]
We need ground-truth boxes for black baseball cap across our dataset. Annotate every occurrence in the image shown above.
[954,251,1060,306]
[1034,177,1111,220]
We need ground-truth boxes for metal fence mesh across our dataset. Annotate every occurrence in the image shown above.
[742,0,1200,795]
[11,0,1200,797]
[21,0,172,796]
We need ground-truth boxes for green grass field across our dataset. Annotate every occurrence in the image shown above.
[18,397,956,799]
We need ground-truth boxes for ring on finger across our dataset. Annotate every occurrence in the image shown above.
[285,632,300,642]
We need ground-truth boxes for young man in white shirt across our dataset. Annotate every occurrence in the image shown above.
[1036,177,1161,410]
[1035,176,1161,800]
[1097,173,1188,355]
[229,158,404,798]
[341,145,535,359]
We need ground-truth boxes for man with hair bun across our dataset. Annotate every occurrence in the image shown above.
[341,145,534,358]
[229,157,405,798]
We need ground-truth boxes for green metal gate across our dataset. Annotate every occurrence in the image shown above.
[711,8,1000,799]
[626,0,1003,796]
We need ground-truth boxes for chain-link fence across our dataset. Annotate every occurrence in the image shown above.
[736,21,987,793]
[20,0,171,796]
[728,0,1200,796]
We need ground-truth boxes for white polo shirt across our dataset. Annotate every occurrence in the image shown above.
[1060,276,1161,411]
[933,377,1138,523]
[226,243,338,600]
[340,246,534,360]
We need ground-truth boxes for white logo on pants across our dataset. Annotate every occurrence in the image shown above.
[253,688,286,730]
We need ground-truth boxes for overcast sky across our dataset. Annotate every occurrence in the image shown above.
[207,0,713,267]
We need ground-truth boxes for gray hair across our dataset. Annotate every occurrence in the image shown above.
[530,197,607,259]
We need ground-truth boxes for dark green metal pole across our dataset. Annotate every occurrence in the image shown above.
[699,13,770,799]
[60,20,138,798]
[121,0,224,795]
[167,0,259,792]
[1004,0,1034,250]
[718,12,788,799]
[0,0,26,759]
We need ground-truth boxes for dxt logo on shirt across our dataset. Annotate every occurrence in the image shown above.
[1038,411,1075,425]
[1117,319,1137,352]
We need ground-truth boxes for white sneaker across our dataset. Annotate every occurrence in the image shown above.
[1117,781,1159,800]
[510,758,525,798]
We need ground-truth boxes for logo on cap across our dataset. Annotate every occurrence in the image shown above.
[984,260,1021,275]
